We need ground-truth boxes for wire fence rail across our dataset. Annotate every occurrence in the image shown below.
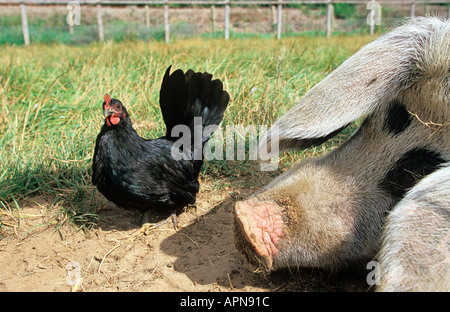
[1,0,449,45]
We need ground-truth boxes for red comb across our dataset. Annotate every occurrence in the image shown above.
[104,93,111,105]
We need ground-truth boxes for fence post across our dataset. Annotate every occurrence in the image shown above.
[96,2,104,42]
[145,5,150,27]
[164,0,170,42]
[20,1,30,46]
[326,0,333,38]
[277,0,282,40]
[271,5,276,34]
[410,1,416,18]
[224,0,230,39]
[211,5,216,34]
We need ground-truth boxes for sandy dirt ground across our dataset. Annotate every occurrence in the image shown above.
[0,175,369,292]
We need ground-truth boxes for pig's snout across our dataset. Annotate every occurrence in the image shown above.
[233,198,285,272]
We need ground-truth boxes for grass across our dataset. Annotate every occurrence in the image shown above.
[0,35,374,236]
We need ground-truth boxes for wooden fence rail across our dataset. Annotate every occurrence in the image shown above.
[1,0,449,45]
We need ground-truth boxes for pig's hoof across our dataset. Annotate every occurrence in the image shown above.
[233,198,285,272]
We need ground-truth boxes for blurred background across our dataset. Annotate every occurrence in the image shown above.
[1,0,449,45]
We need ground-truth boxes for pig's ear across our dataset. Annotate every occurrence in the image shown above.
[259,17,446,154]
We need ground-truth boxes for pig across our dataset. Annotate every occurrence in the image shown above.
[233,17,449,291]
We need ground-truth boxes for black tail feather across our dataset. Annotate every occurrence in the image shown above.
[159,66,230,143]
[159,66,189,136]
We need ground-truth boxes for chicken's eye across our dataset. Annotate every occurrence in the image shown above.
[115,103,121,109]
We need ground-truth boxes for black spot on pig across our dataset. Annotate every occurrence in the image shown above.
[380,148,446,203]
[384,101,412,136]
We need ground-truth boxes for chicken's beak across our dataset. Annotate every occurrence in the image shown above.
[104,110,114,118]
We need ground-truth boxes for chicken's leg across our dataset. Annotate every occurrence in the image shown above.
[171,211,178,230]
[128,211,178,237]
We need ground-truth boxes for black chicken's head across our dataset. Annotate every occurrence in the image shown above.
[102,94,128,127]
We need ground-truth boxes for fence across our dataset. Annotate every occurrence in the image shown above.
[1,0,449,45]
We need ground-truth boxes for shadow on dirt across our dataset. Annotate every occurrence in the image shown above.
[159,195,267,290]
[96,200,185,233]
[158,195,370,292]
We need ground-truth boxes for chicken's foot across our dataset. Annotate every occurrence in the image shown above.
[128,211,178,237]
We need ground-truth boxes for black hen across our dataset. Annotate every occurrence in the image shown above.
[92,66,229,226]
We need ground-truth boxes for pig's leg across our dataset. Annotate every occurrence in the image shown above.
[377,164,450,291]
